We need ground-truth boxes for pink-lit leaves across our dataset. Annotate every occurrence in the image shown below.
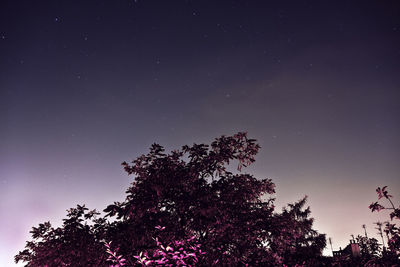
[376,186,393,200]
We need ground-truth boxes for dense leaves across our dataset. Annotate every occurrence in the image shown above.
[16,133,326,266]
[15,205,108,266]
[355,235,380,259]
[271,197,326,266]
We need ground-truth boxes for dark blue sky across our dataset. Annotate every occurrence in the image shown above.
[1,1,399,265]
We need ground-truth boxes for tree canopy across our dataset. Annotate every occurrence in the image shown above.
[16,132,326,266]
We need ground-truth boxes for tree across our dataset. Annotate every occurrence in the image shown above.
[369,186,400,263]
[15,205,108,266]
[16,132,326,266]
[269,196,326,266]
[355,234,380,259]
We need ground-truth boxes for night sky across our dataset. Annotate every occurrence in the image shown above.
[1,1,400,265]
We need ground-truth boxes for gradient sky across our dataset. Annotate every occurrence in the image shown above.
[1,1,399,266]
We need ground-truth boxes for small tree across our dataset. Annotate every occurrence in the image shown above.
[369,186,400,264]
[270,196,326,266]
[15,205,108,266]
[355,234,380,258]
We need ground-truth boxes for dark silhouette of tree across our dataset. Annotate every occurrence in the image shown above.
[15,205,108,266]
[270,196,326,266]
[355,234,380,258]
[369,186,400,263]
[16,132,326,266]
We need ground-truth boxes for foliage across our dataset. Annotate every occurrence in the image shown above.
[271,197,326,266]
[104,225,206,266]
[355,235,380,258]
[369,186,400,262]
[16,132,326,266]
[330,186,400,266]
[15,205,108,266]
[105,241,127,267]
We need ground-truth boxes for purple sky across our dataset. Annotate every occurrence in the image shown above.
[1,1,399,265]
